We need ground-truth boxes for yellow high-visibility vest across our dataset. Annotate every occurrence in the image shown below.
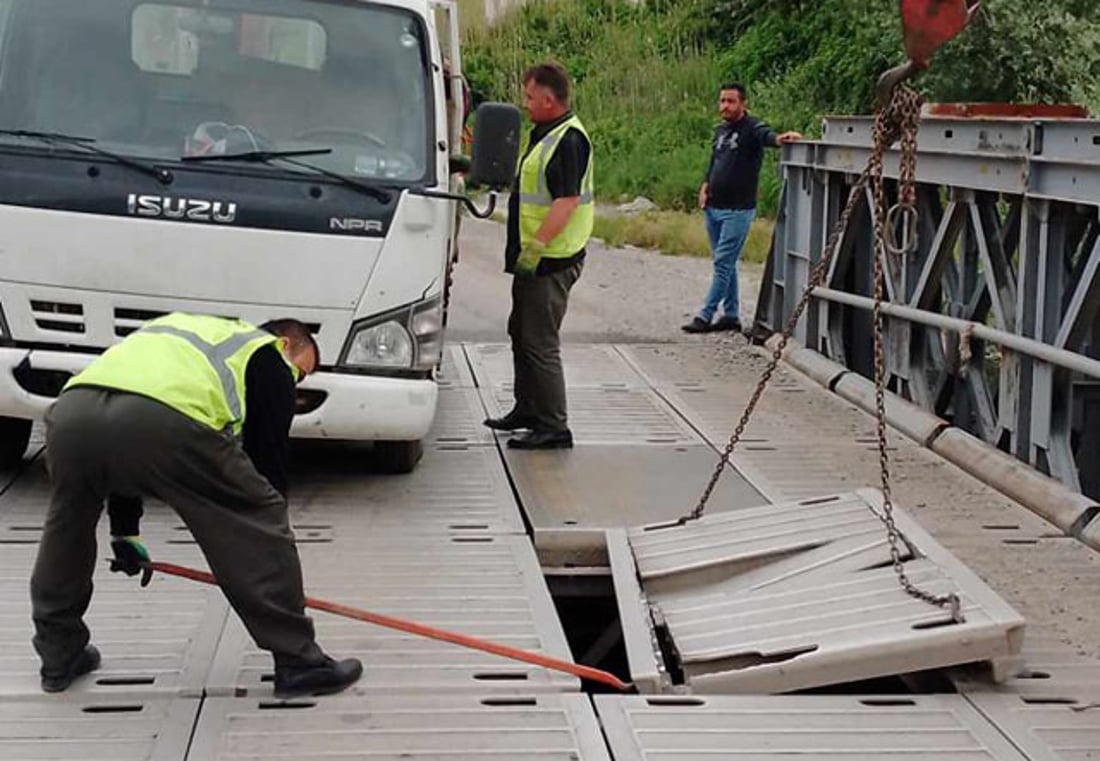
[518,114,594,258]
[66,313,285,434]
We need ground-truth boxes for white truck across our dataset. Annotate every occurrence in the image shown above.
[0,0,516,471]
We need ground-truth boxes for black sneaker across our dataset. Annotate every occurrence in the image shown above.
[681,317,715,334]
[713,316,743,333]
[274,655,363,699]
[507,429,574,450]
[41,644,101,693]
[483,411,538,431]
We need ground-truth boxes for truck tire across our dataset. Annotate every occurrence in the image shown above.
[373,439,423,474]
[0,417,32,469]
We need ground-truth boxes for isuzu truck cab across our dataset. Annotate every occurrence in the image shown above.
[0,0,515,471]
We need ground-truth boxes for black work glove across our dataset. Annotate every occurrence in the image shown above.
[109,536,153,587]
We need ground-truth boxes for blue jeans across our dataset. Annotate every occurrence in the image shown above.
[698,206,755,323]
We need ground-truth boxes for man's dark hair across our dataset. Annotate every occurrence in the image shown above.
[523,62,571,106]
[261,318,320,365]
[720,82,748,101]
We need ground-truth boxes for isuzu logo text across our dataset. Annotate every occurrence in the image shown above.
[127,194,238,223]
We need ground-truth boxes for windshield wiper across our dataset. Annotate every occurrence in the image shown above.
[181,148,333,164]
[0,129,173,184]
[182,148,392,203]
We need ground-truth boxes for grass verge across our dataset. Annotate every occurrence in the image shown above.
[593,210,773,263]
[487,206,773,262]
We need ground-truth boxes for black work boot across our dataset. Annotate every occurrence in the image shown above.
[41,644,101,693]
[681,317,715,334]
[713,316,743,333]
[274,655,363,699]
[507,429,574,450]
[484,410,538,431]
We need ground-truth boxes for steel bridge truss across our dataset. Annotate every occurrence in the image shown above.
[754,114,1100,497]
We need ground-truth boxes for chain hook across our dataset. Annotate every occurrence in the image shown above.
[885,203,919,256]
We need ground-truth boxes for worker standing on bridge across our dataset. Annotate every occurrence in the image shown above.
[484,62,593,449]
[29,313,363,698]
[683,82,801,334]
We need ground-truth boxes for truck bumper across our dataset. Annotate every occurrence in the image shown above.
[0,348,438,442]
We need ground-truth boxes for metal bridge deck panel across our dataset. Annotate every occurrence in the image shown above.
[966,693,1100,761]
[426,387,495,446]
[625,489,1025,694]
[0,496,226,699]
[504,445,765,538]
[288,444,524,535]
[482,387,701,445]
[595,694,1032,760]
[189,694,611,761]
[206,535,578,696]
[438,344,476,389]
[952,630,1100,702]
[468,342,645,390]
[0,696,199,761]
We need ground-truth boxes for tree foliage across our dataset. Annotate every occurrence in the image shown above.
[462,0,1100,214]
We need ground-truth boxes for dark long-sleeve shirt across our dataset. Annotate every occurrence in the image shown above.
[107,344,295,536]
[703,113,778,211]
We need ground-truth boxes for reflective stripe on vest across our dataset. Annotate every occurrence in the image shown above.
[139,324,270,426]
[65,314,279,435]
[517,115,594,259]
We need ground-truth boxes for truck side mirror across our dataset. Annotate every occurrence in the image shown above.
[468,102,520,190]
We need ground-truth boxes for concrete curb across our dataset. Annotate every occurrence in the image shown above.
[769,337,1100,552]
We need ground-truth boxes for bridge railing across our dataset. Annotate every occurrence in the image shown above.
[753,113,1100,498]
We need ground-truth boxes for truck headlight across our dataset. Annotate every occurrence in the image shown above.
[345,319,414,368]
[341,297,444,372]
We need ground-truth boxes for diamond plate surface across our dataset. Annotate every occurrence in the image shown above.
[469,343,645,389]
[287,444,524,534]
[966,693,1100,761]
[626,490,1025,694]
[483,387,701,445]
[0,696,199,760]
[206,535,578,696]
[189,694,611,761]
[595,694,1033,760]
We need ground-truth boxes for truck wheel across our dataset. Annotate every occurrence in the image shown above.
[0,417,32,469]
[373,439,423,474]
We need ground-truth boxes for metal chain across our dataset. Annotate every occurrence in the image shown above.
[681,83,964,623]
[870,87,964,622]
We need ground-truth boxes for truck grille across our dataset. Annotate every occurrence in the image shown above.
[30,300,85,334]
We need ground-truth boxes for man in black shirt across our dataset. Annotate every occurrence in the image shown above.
[683,82,801,334]
[485,62,593,449]
[30,316,363,699]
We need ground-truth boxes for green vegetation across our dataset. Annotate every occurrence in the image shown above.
[592,211,773,263]
[462,0,1100,219]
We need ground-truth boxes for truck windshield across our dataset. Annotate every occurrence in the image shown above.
[0,0,432,183]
